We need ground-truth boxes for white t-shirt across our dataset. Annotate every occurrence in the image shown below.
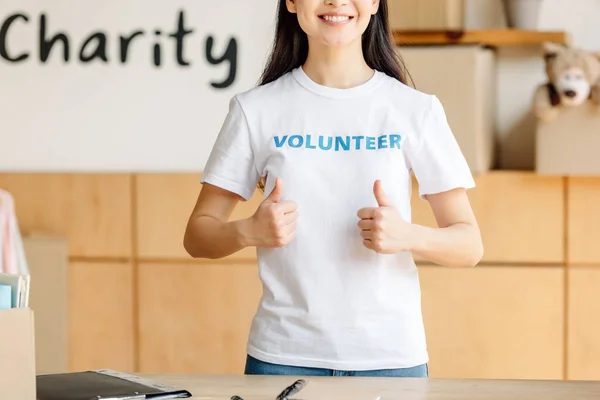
[201,66,475,371]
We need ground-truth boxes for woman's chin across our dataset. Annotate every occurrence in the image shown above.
[316,35,359,49]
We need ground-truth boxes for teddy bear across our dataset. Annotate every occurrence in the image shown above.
[533,42,600,122]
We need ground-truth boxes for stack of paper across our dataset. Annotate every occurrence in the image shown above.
[0,272,30,309]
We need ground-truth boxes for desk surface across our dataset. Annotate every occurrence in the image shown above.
[145,374,600,400]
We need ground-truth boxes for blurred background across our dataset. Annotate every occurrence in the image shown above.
[1,0,599,382]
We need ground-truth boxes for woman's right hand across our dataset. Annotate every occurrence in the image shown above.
[244,177,298,248]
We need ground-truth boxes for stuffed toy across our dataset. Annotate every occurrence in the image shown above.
[533,42,600,122]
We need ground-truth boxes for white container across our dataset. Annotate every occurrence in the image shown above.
[503,0,544,30]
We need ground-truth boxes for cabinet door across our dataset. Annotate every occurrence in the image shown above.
[568,177,600,265]
[69,262,134,372]
[568,268,600,380]
[419,265,564,379]
[137,262,262,374]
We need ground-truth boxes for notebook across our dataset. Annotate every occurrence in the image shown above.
[36,369,192,400]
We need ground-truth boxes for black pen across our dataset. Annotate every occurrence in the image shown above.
[230,378,308,400]
[276,379,307,400]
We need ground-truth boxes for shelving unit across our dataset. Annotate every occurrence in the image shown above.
[393,29,570,47]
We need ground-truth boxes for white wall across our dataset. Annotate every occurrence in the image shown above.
[0,0,276,172]
[466,0,600,169]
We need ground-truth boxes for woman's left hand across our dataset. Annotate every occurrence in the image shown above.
[357,180,415,254]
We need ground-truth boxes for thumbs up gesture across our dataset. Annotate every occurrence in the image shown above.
[248,177,298,248]
[357,180,413,254]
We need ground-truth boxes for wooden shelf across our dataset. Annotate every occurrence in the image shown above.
[393,29,570,47]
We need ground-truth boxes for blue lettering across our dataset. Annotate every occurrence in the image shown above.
[274,135,288,147]
[352,136,364,150]
[366,136,376,150]
[335,136,350,152]
[319,136,333,150]
[389,134,401,149]
[289,135,303,148]
[272,134,402,151]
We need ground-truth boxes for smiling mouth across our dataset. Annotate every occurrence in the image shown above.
[319,15,354,23]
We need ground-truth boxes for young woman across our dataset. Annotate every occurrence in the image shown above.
[184,0,483,378]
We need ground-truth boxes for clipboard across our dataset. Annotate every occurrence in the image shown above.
[36,369,192,400]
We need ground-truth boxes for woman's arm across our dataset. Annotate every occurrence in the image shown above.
[410,188,483,267]
[183,183,251,259]
[358,182,482,267]
[183,178,298,259]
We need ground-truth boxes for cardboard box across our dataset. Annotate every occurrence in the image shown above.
[464,0,507,29]
[536,102,600,175]
[0,307,36,400]
[388,0,465,30]
[398,45,497,175]
[24,234,69,374]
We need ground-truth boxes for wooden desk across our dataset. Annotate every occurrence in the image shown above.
[144,374,600,400]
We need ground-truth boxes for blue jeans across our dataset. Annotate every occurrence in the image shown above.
[244,354,428,377]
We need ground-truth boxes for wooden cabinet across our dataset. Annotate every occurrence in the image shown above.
[2,171,598,379]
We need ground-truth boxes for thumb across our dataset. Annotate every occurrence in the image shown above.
[374,180,392,207]
[266,177,283,203]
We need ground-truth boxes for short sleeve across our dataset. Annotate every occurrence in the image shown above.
[200,96,260,201]
[407,95,476,199]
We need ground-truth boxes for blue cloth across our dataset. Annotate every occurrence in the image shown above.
[0,284,12,309]
[244,354,428,377]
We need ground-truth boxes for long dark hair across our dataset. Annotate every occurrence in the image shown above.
[258,0,412,87]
